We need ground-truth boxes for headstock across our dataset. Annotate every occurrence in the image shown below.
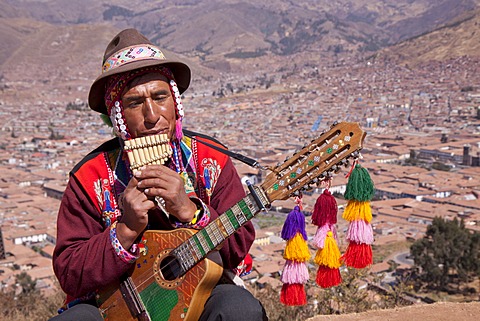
[260,122,366,202]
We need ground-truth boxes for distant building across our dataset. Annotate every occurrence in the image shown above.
[42,183,65,200]
[11,231,55,246]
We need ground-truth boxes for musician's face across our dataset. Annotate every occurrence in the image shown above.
[121,73,176,140]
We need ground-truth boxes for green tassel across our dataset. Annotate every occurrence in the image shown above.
[100,114,113,127]
[344,164,375,201]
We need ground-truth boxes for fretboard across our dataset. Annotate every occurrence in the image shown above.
[172,186,269,274]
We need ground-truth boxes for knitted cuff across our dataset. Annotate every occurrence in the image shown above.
[109,221,140,263]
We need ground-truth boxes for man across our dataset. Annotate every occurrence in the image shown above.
[51,28,267,321]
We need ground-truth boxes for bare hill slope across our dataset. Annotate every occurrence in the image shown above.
[307,302,480,321]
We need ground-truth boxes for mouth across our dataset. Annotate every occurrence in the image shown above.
[139,129,169,137]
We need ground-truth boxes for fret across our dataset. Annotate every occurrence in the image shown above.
[233,204,247,225]
[188,237,202,260]
[244,195,259,218]
[203,225,220,248]
[196,233,208,254]
[215,218,229,238]
[225,209,240,229]
[238,198,255,220]
[180,245,195,268]
[214,223,226,243]
[219,214,235,235]
[198,229,214,252]
[206,223,225,246]
[193,234,206,257]
[176,246,192,271]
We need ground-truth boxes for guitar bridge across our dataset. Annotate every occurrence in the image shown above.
[119,277,150,321]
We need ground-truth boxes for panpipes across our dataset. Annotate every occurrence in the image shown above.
[123,133,172,171]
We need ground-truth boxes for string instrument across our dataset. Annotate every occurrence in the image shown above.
[97,122,367,321]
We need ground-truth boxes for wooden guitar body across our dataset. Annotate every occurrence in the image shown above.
[97,229,223,321]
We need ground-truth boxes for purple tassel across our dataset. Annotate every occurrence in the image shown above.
[281,206,307,241]
[347,220,374,244]
[175,118,183,142]
[281,260,309,284]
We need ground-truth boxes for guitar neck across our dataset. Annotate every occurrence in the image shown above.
[172,185,270,274]
[171,122,366,276]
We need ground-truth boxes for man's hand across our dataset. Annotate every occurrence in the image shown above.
[116,173,154,249]
[136,165,196,222]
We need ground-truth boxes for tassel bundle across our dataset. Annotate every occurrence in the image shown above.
[280,206,310,306]
[311,189,342,288]
[341,163,375,269]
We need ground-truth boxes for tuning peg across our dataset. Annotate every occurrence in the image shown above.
[293,190,300,196]
[331,121,338,128]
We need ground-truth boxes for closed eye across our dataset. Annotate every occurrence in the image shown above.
[125,100,143,108]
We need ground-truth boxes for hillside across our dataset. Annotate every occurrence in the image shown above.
[375,9,480,66]
[307,302,480,321]
[0,0,479,76]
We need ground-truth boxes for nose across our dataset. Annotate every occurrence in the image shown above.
[143,98,160,124]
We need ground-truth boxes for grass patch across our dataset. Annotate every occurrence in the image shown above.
[254,214,287,229]
[372,240,413,264]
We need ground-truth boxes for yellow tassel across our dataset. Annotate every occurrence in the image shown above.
[283,233,311,261]
[342,200,372,222]
[314,231,341,268]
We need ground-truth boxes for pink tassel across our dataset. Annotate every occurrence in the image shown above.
[346,220,374,244]
[312,224,337,248]
[281,260,309,284]
[175,118,183,142]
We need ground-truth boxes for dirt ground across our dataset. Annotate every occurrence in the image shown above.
[306,302,480,321]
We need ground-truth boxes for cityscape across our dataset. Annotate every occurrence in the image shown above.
[0,51,479,303]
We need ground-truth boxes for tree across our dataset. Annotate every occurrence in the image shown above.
[410,217,477,291]
[15,272,37,294]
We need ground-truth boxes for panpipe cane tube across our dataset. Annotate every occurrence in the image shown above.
[164,134,172,163]
[123,140,137,172]
[152,135,163,165]
[139,137,151,165]
[137,137,148,168]
[131,140,142,171]
[157,134,166,164]
[158,134,167,164]
[145,136,158,165]
[160,134,168,162]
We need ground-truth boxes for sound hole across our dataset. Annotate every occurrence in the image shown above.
[159,255,182,281]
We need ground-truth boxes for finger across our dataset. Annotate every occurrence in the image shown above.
[137,177,173,190]
[134,164,172,178]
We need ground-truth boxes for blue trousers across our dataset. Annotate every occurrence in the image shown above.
[49,284,268,321]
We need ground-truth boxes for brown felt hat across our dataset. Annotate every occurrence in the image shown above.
[88,28,191,115]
